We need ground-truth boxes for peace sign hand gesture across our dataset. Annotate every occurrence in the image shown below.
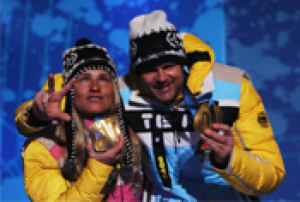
[32,74,77,123]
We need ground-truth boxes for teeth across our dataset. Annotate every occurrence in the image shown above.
[90,97,100,100]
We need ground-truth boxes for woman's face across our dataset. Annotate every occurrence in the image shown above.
[73,69,114,119]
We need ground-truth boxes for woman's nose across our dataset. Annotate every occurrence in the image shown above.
[90,79,100,91]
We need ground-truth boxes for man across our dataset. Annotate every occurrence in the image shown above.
[15,10,285,201]
[121,10,285,201]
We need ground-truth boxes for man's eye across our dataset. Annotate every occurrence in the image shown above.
[162,64,173,70]
[141,67,157,74]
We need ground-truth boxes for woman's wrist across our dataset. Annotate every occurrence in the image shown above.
[27,108,51,127]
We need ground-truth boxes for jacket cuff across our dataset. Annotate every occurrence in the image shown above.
[85,158,115,178]
[212,145,235,173]
[212,145,267,195]
[18,104,49,133]
[27,108,52,127]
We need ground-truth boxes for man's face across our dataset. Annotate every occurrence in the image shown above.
[140,62,184,103]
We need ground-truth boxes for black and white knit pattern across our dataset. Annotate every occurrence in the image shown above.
[129,10,186,72]
[129,29,185,70]
[63,43,113,82]
[114,77,134,168]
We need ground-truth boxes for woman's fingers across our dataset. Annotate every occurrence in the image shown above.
[48,74,55,94]
[59,77,77,97]
[86,138,94,154]
[87,133,125,166]
[55,111,71,122]
[113,133,125,154]
[41,91,49,110]
[32,90,51,121]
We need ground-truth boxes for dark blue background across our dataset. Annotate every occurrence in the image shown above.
[1,0,299,201]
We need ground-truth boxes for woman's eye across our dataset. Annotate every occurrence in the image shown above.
[100,77,111,82]
[80,77,89,82]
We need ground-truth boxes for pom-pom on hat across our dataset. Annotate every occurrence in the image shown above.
[62,38,133,182]
[129,10,186,75]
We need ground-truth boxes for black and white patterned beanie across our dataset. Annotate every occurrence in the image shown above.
[62,38,133,181]
[129,10,186,75]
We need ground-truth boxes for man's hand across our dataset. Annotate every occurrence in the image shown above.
[201,123,234,168]
[32,74,76,122]
[86,133,125,166]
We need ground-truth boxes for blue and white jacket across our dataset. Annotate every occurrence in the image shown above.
[118,33,285,201]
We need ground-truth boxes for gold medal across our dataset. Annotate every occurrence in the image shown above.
[193,103,223,134]
[88,114,121,152]
[193,103,223,161]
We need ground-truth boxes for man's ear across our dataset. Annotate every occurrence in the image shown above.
[129,63,149,95]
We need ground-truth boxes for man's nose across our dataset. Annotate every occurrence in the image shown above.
[156,68,167,83]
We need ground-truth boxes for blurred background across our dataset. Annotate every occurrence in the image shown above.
[1,0,299,201]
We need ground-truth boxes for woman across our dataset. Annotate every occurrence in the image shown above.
[21,38,143,201]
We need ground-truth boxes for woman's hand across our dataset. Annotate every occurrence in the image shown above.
[86,133,125,166]
[32,74,76,122]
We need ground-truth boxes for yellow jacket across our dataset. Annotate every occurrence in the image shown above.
[24,139,115,201]
[16,75,120,201]
[184,33,285,196]
[15,74,65,135]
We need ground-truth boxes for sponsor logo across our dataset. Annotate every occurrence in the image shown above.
[158,156,168,179]
[141,113,189,129]
[257,111,269,128]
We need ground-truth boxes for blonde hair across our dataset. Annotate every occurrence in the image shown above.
[58,76,141,182]
[57,109,88,181]
[106,80,120,116]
